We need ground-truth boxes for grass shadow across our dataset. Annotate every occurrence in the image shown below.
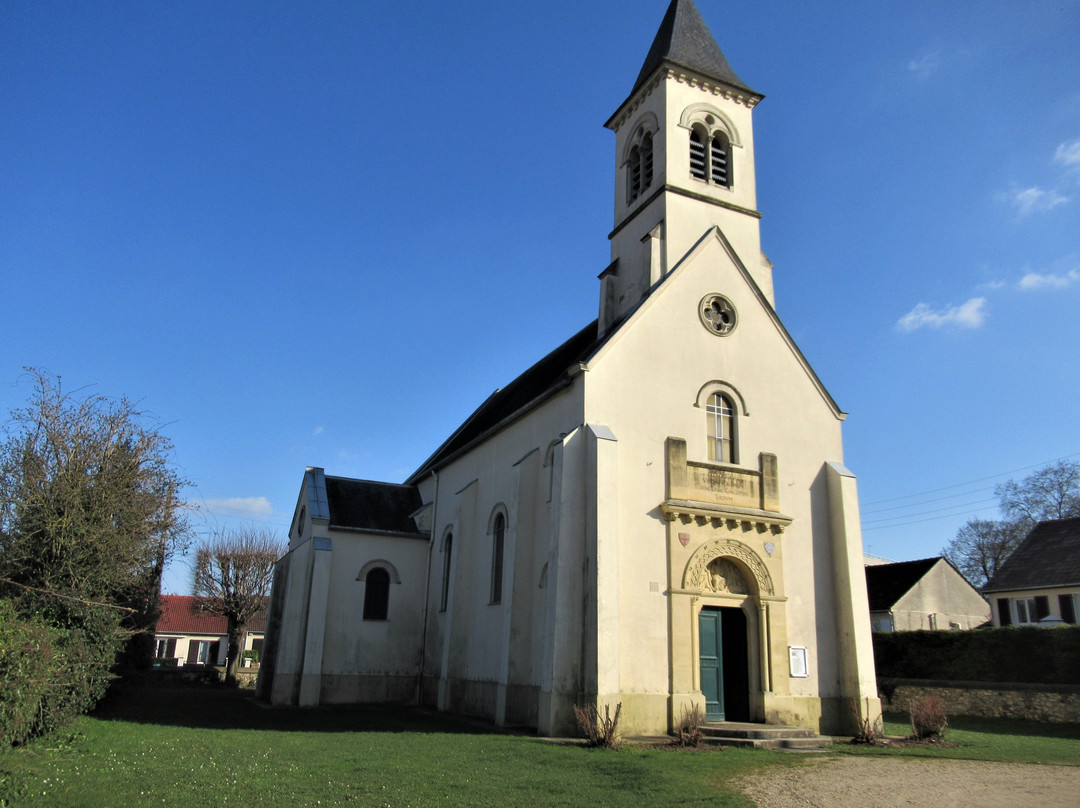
[884,711,1080,740]
[93,679,506,736]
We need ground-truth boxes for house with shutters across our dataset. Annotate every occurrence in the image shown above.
[154,595,267,668]
[983,517,1080,627]
[258,0,880,737]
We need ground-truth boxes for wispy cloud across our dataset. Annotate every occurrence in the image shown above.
[907,50,941,79]
[897,298,987,332]
[1002,186,1069,217]
[1018,267,1080,291]
[202,496,274,517]
[1055,138,1080,170]
[998,136,1080,216]
[313,425,325,436]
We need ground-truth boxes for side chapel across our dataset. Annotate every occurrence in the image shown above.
[259,0,881,736]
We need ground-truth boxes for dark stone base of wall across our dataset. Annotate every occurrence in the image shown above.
[879,678,1080,723]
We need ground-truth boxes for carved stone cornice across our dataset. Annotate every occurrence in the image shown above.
[667,68,761,109]
[660,498,792,535]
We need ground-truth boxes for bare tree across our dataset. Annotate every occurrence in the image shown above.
[192,527,284,684]
[943,460,1080,588]
[996,460,1080,529]
[942,518,1025,588]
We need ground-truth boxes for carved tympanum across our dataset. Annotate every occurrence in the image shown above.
[682,539,774,596]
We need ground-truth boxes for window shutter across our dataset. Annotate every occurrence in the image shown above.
[997,598,1011,626]
[1035,595,1050,620]
[710,137,729,186]
[689,131,706,179]
[1059,594,1077,624]
[642,134,653,188]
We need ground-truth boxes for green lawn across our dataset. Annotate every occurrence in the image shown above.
[6,690,1079,808]
[0,685,791,808]
[831,712,1080,765]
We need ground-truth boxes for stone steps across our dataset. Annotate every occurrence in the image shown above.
[699,721,832,750]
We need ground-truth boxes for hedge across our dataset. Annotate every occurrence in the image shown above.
[0,598,122,747]
[873,625,1080,685]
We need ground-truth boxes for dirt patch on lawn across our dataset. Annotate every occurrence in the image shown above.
[736,756,1080,808]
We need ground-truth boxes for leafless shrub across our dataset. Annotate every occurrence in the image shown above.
[671,704,704,747]
[573,701,622,748]
[850,697,882,744]
[908,694,948,740]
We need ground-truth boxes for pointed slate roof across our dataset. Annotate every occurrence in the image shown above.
[631,0,758,97]
[864,557,942,612]
[983,516,1080,593]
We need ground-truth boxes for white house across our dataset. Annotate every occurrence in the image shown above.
[259,0,880,737]
[865,557,990,632]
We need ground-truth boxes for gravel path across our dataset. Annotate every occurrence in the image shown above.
[736,756,1080,808]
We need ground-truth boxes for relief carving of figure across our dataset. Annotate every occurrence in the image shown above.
[682,540,774,596]
[705,558,747,594]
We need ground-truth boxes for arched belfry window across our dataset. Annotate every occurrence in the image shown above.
[690,125,732,188]
[706,393,736,463]
[625,121,657,203]
[363,567,391,620]
[681,104,739,190]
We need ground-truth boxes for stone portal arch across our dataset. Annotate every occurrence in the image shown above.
[682,539,774,596]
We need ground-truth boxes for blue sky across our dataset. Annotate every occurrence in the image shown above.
[3,0,1079,594]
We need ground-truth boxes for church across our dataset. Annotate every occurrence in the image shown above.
[258,0,881,737]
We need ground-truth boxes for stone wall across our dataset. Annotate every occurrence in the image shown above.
[879,678,1080,723]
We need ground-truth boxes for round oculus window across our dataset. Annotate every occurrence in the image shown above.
[699,294,737,336]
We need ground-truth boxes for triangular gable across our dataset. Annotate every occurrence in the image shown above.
[582,225,845,420]
[864,557,942,612]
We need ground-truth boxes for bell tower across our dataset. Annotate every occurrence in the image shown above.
[600,0,771,332]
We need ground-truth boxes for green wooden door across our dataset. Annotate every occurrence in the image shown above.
[699,609,725,720]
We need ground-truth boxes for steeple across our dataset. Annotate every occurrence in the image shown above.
[630,0,758,98]
[600,0,771,333]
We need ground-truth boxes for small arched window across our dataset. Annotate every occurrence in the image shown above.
[490,514,505,604]
[363,567,390,620]
[706,393,736,463]
[440,533,453,612]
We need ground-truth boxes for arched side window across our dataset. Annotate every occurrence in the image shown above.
[625,123,656,204]
[706,393,737,463]
[363,567,391,620]
[490,513,505,605]
[440,532,453,612]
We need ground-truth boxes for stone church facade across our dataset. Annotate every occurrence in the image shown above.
[259,0,881,737]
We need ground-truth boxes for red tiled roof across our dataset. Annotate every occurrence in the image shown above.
[156,595,268,635]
